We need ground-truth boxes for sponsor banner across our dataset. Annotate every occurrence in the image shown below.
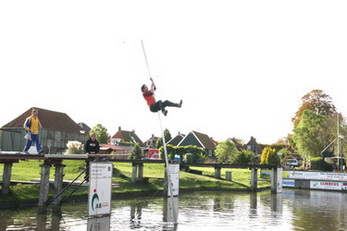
[168,164,180,197]
[310,181,344,190]
[283,179,295,187]
[88,162,113,217]
[284,171,347,181]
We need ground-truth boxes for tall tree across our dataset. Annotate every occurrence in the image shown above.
[292,89,336,126]
[156,137,163,149]
[90,124,109,144]
[293,110,327,159]
[130,143,142,160]
[215,140,239,164]
[164,128,172,143]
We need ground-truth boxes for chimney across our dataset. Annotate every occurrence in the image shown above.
[118,126,121,131]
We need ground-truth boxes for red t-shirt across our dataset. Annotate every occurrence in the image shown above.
[143,90,156,107]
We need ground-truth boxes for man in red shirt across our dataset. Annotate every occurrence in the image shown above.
[141,78,182,116]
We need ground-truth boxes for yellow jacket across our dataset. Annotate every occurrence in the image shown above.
[23,116,42,135]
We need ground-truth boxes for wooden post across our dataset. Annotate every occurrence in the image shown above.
[214,166,221,179]
[131,162,138,182]
[271,167,279,193]
[225,171,232,181]
[38,163,51,207]
[138,163,144,180]
[271,167,283,194]
[2,162,13,195]
[250,168,258,191]
[53,163,65,206]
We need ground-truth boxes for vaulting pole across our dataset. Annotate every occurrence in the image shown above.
[141,40,177,224]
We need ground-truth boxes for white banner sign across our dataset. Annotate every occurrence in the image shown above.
[310,181,346,190]
[88,162,113,217]
[284,171,347,181]
[168,164,180,197]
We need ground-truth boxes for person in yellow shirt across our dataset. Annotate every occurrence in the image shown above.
[23,108,44,154]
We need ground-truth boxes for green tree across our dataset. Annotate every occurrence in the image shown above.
[293,110,327,159]
[261,146,279,164]
[277,148,292,165]
[164,129,172,143]
[90,124,109,144]
[234,150,254,164]
[215,140,239,164]
[129,143,142,159]
[267,149,280,165]
[292,89,336,127]
[260,147,271,164]
[156,137,163,149]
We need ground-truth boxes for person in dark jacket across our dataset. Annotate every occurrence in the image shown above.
[84,133,100,182]
[85,133,100,154]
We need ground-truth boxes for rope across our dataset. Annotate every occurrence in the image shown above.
[141,40,152,78]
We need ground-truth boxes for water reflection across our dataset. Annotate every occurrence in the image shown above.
[1,190,347,230]
[87,215,110,231]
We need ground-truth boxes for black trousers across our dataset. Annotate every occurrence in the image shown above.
[150,100,177,112]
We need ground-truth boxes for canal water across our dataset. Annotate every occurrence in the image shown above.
[1,189,347,230]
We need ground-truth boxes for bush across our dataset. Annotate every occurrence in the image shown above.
[234,150,253,164]
[310,157,324,170]
[66,141,84,154]
[129,143,142,160]
[311,157,334,171]
[184,153,195,164]
[159,145,206,163]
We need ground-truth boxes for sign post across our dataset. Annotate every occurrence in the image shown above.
[88,162,113,217]
[165,163,180,197]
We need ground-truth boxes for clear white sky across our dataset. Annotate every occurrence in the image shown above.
[1,1,347,144]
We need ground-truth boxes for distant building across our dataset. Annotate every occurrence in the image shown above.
[167,132,186,146]
[109,126,142,154]
[78,122,91,134]
[142,134,160,149]
[245,136,263,155]
[0,107,87,153]
[177,130,216,157]
[227,137,245,152]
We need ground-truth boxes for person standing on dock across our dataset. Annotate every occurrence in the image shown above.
[22,108,44,154]
[84,133,100,182]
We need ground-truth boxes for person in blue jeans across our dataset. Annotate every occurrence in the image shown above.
[23,108,44,154]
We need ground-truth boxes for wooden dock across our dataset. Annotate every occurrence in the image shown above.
[0,151,282,208]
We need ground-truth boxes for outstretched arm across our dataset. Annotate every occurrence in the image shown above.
[150,78,156,92]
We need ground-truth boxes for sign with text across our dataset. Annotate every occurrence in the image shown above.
[310,181,347,191]
[284,171,347,181]
[167,164,180,197]
[88,162,113,217]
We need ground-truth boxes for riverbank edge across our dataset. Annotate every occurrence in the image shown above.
[0,186,272,210]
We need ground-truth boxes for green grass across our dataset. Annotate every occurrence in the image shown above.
[0,160,271,206]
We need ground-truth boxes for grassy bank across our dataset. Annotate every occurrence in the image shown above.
[0,160,271,207]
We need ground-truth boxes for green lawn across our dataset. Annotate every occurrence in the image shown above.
[0,160,271,206]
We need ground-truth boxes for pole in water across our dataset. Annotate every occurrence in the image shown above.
[140,40,178,224]
[158,112,178,224]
